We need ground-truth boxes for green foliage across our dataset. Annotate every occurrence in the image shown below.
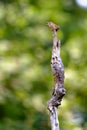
[0,0,87,130]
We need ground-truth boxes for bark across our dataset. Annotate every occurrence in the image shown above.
[47,22,66,130]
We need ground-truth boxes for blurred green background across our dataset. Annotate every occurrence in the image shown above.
[0,0,87,130]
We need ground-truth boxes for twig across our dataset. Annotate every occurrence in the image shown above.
[47,22,66,130]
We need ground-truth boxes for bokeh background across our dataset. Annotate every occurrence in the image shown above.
[0,0,87,130]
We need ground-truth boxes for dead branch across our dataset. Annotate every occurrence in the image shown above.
[47,22,66,130]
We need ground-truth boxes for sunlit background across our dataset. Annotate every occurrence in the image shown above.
[0,0,87,130]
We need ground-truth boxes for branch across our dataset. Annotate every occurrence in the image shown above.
[47,22,66,130]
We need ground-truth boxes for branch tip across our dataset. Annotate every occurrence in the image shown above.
[48,22,60,31]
